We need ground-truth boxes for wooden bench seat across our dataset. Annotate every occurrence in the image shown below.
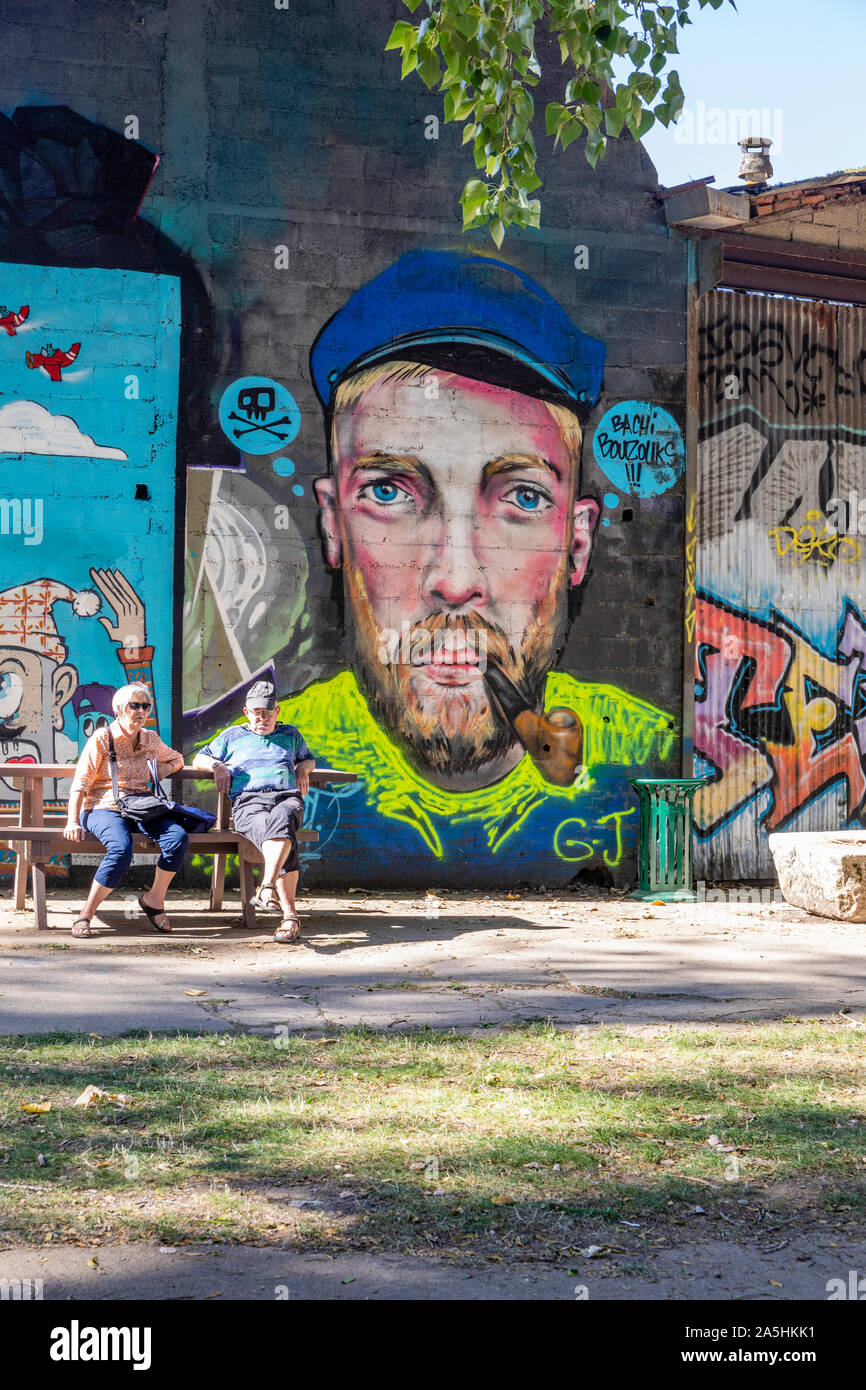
[0,764,356,932]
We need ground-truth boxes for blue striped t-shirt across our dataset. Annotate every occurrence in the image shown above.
[200,722,314,800]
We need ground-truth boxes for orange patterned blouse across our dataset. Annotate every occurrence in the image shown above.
[70,720,185,813]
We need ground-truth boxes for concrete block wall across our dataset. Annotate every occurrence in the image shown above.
[0,0,688,888]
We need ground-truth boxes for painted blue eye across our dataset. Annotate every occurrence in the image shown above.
[512,487,543,511]
[372,482,399,502]
[0,670,22,716]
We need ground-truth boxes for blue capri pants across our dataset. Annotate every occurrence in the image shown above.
[81,808,189,890]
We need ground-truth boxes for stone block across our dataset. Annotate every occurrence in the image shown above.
[769,830,866,920]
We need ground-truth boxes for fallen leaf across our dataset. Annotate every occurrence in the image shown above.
[204,1291,222,1298]
[769,1279,783,1288]
[36,1153,46,1167]
[88,1033,102,1040]
[407,1160,426,1172]
[73,1086,132,1108]
[579,1245,607,1259]
[87,1257,100,1268]
[490,1196,512,1206]
[74,1086,103,1108]
[184,989,207,997]
[341,1277,355,1284]
[21,1102,51,1114]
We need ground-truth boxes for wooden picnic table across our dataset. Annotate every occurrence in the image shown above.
[0,763,358,931]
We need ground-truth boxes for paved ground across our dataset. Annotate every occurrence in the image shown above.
[1,1231,862,1300]
[1,886,864,1035]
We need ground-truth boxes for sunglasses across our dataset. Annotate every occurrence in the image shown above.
[127,702,151,711]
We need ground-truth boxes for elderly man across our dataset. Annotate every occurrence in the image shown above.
[271,250,674,886]
[193,680,315,942]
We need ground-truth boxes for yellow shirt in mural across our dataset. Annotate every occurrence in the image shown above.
[278,669,675,885]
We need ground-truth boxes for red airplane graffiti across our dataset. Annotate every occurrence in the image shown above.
[0,304,29,336]
[25,342,81,383]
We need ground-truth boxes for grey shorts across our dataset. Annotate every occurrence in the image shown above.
[231,790,304,874]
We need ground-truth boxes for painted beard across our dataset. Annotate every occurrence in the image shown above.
[344,561,571,777]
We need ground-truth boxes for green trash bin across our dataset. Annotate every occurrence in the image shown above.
[629,777,711,902]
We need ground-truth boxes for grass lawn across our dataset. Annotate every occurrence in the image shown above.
[1,1020,865,1258]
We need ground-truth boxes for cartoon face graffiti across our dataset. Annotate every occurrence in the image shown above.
[316,364,598,787]
[0,647,76,766]
[309,249,606,789]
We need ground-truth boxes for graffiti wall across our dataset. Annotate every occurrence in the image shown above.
[1,0,687,888]
[694,289,866,877]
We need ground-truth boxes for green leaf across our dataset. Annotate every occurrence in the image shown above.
[490,217,505,248]
[585,128,606,168]
[604,105,627,137]
[545,101,567,136]
[418,51,442,87]
[385,20,415,52]
[633,107,655,139]
[455,8,482,40]
[560,120,583,151]
[461,177,490,217]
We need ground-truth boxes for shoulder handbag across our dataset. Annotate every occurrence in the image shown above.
[107,730,216,833]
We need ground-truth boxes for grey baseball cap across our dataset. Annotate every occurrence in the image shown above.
[245,680,277,710]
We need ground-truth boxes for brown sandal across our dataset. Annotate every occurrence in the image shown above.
[71,918,92,938]
[273,914,301,943]
[250,882,280,912]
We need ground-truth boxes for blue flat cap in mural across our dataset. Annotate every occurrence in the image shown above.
[310,249,605,417]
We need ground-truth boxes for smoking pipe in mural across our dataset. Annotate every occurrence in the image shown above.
[483,662,583,786]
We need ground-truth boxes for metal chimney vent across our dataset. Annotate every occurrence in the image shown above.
[738,136,774,187]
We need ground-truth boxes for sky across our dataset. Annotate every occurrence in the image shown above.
[637,0,866,189]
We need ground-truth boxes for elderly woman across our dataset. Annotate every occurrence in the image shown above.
[64,683,188,938]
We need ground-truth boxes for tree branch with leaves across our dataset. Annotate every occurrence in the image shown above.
[387,0,736,245]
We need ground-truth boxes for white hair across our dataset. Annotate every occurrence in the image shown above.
[112,682,152,716]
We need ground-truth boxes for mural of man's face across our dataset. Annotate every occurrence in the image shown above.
[316,367,599,785]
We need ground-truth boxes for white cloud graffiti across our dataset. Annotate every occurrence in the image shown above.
[0,400,128,460]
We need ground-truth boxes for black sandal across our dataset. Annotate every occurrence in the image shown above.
[139,895,171,934]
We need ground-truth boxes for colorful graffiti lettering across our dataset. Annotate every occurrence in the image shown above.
[553,806,636,867]
[694,593,866,835]
[768,511,862,567]
[592,400,685,497]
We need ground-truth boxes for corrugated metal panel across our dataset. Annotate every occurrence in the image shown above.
[693,289,866,878]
